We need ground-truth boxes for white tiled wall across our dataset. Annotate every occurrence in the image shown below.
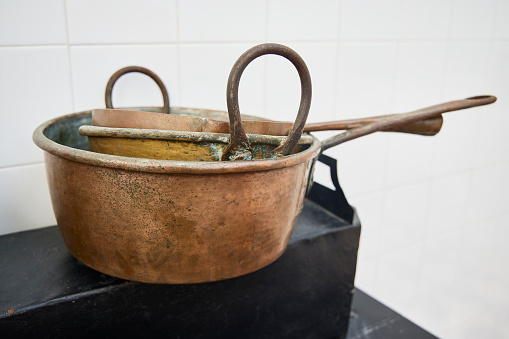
[1,1,508,337]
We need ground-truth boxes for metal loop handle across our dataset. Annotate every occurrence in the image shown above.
[222,43,312,161]
[105,66,170,114]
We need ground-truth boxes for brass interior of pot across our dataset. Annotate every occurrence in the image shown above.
[43,112,309,161]
[86,136,307,162]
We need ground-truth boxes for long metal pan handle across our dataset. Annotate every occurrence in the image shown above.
[321,95,497,151]
[304,115,444,136]
[105,66,170,114]
[222,43,312,161]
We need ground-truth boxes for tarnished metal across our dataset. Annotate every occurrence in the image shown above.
[94,107,445,136]
[101,65,444,137]
[105,66,170,114]
[31,42,497,285]
[79,124,312,161]
[321,95,497,151]
[303,115,444,136]
[223,43,312,160]
[33,110,321,284]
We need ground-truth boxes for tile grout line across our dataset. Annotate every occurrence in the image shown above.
[373,0,405,293]
[0,162,45,171]
[491,0,501,40]
[346,157,509,200]
[416,0,457,305]
[331,0,343,121]
[263,0,269,118]
[175,0,182,106]
[2,38,508,50]
[63,0,76,112]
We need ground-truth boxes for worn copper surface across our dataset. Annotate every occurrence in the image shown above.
[33,111,320,284]
[102,66,443,137]
[321,95,496,151]
[79,125,312,161]
[223,44,312,160]
[304,115,443,136]
[94,107,444,136]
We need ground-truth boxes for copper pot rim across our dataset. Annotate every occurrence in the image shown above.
[33,110,322,175]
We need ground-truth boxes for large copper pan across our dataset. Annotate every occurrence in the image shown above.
[99,66,443,137]
[33,44,319,284]
[33,43,496,284]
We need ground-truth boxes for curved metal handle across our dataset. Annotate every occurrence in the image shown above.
[222,43,312,161]
[105,66,170,114]
[321,95,497,151]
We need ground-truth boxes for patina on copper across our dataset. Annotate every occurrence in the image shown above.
[94,107,444,136]
[79,124,312,161]
[32,42,497,285]
[33,110,321,284]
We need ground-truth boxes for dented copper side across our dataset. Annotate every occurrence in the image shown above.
[33,110,321,284]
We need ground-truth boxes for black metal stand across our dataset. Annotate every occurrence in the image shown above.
[0,157,436,339]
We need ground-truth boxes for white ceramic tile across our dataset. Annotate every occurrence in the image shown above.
[487,298,509,332]
[336,42,397,118]
[354,255,378,292]
[405,287,454,338]
[419,229,461,293]
[349,192,384,259]
[426,172,470,236]
[465,163,506,224]
[178,0,265,42]
[384,133,435,187]
[493,214,509,259]
[267,0,340,41]
[474,105,509,166]
[502,162,509,213]
[493,0,509,39]
[266,43,337,123]
[400,0,453,40]
[447,265,509,331]
[378,181,429,253]
[470,265,509,310]
[0,0,67,45]
[392,42,447,112]
[66,0,177,44]
[442,42,490,100]
[450,0,497,39]
[431,108,480,176]
[485,42,509,107]
[456,219,497,278]
[449,310,509,339]
[327,133,389,196]
[0,46,73,167]
[446,274,489,327]
[70,45,179,111]
[375,243,422,305]
[179,43,265,115]
[0,163,56,236]
[311,158,336,190]
[448,313,505,339]
[340,0,401,41]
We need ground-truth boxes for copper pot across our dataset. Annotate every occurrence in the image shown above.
[33,44,320,284]
[33,43,496,284]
